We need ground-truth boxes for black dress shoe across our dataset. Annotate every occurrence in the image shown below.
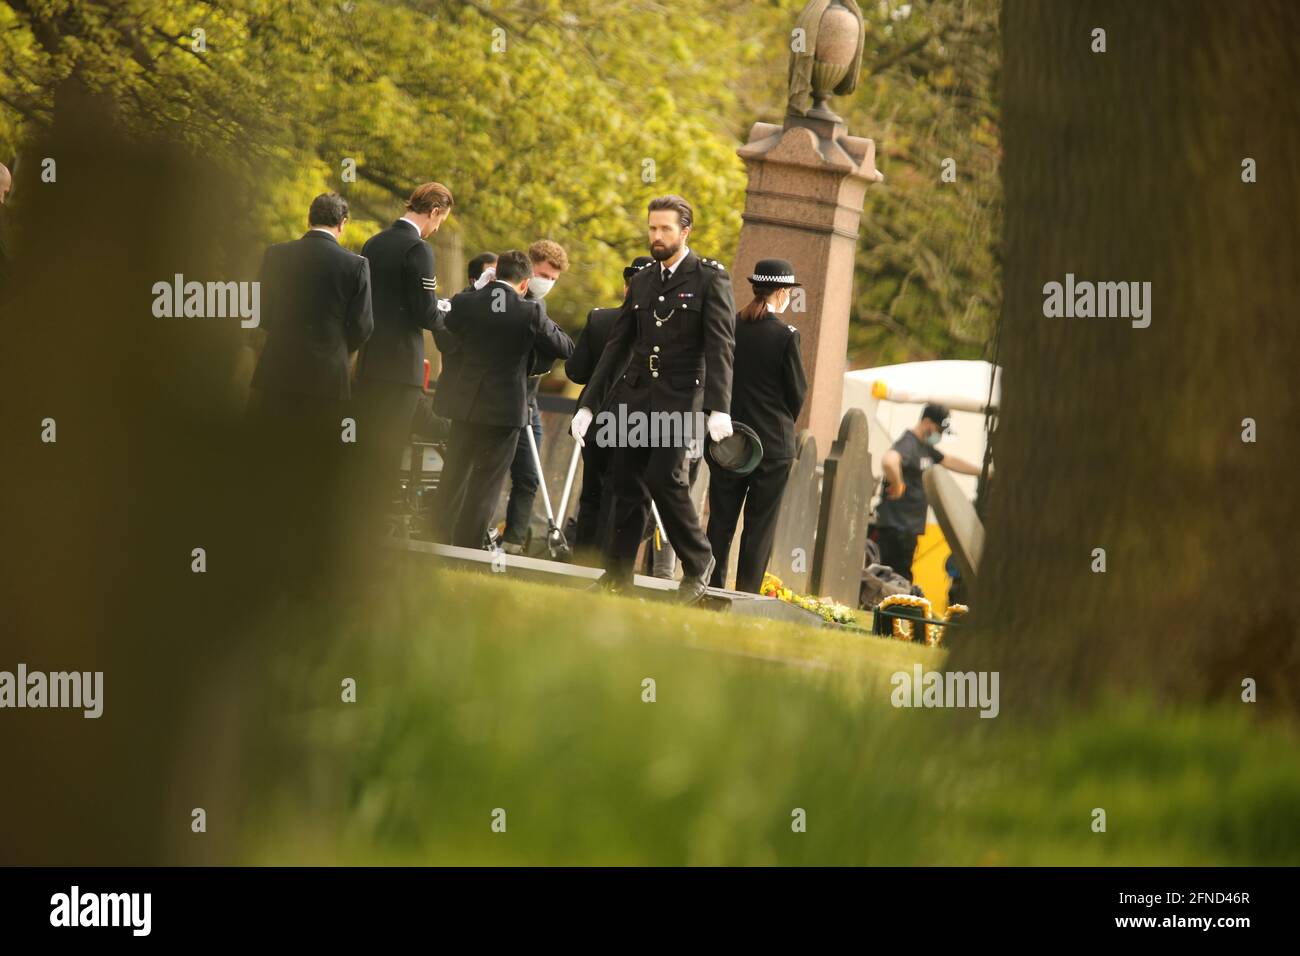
[677,555,716,605]
[586,571,633,594]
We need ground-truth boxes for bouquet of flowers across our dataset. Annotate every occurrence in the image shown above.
[760,573,858,626]
[873,596,968,646]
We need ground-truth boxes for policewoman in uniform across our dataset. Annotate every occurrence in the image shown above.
[704,258,807,594]
[571,195,736,604]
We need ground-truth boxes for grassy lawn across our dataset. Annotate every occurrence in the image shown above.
[239,564,1300,865]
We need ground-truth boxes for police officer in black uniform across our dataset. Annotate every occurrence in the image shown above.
[566,255,654,555]
[705,258,808,593]
[571,195,736,604]
[355,182,455,510]
[433,250,574,548]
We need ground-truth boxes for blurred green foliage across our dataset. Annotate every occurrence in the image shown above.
[1,0,999,368]
[240,568,1300,865]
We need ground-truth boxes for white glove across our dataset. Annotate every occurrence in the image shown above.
[571,407,593,446]
[707,410,733,443]
[473,266,496,290]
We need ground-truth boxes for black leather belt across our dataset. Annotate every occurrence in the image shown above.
[632,351,703,377]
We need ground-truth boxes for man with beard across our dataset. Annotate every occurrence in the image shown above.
[569,195,736,604]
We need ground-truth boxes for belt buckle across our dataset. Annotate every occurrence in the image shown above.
[648,354,660,373]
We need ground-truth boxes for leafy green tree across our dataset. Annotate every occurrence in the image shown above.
[1,0,1000,367]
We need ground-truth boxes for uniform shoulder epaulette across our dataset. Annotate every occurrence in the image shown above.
[701,257,728,273]
[787,324,798,334]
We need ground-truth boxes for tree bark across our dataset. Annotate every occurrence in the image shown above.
[954,1,1300,716]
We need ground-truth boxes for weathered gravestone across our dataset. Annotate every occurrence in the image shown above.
[922,464,983,590]
[767,430,821,593]
[811,409,871,605]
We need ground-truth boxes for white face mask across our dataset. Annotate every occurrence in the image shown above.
[528,276,556,299]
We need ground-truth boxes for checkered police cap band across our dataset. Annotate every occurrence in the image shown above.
[750,273,796,283]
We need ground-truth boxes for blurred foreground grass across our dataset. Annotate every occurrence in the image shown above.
[239,564,1300,865]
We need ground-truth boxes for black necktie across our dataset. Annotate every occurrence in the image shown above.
[660,266,670,284]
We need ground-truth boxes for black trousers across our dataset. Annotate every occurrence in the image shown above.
[606,442,711,581]
[573,440,616,555]
[705,456,792,593]
[502,404,543,545]
[355,378,422,511]
[436,419,520,549]
[875,526,919,583]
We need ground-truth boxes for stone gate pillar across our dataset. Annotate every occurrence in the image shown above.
[730,114,881,457]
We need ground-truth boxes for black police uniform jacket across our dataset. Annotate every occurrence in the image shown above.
[431,281,574,428]
[356,219,443,387]
[729,310,808,459]
[566,306,621,409]
[251,230,374,400]
[579,251,736,418]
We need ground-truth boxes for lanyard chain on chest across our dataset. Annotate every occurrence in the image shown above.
[652,305,677,323]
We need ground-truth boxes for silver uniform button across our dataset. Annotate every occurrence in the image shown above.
[658,295,664,301]
[656,320,663,327]
[652,371,659,378]
[653,346,660,352]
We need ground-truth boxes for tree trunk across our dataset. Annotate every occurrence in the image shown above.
[954,0,1300,715]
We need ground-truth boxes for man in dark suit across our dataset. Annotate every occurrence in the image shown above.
[565,255,654,554]
[427,252,494,419]
[465,252,498,292]
[250,192,373,428]
[355,182,454,508]
[423,251,498,538]
[433,250,574,548]
[571,195,737,604]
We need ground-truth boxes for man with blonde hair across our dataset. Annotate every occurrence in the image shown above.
[355,181,454,513]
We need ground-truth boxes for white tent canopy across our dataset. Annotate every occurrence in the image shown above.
[841,359,1001,504]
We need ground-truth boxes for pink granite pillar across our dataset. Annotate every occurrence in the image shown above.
[731,116,882,458]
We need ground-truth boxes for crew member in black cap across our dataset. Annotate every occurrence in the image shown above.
[565,255,655,556]
[873,403,982,582]
[704,258,807,593]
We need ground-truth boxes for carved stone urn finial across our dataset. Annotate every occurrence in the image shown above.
[787,0,866,123]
